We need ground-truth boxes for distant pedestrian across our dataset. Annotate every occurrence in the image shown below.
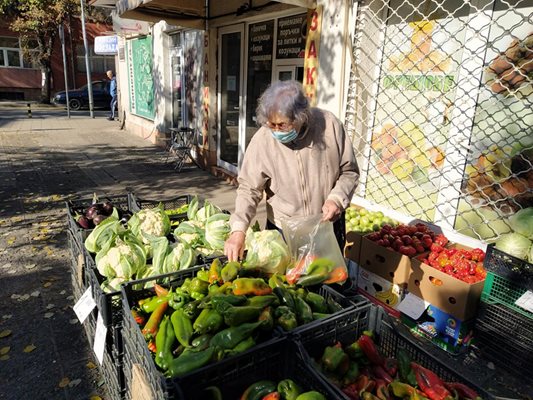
[106,70,117,121]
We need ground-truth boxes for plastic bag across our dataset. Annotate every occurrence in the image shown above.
[281,214,348,286]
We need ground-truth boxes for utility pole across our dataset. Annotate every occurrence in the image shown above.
[59,24,70,118]
[80,0,94,118]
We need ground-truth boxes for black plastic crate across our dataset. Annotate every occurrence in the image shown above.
[128,193,194,223]
[483,244,533,287]
[66,194,130,247]
[175,337,340,399]
[296,305,488,399]
[67,228,87,300]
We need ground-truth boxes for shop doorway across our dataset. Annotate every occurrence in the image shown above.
[274,65,304,82]
[217,24,244,174]
[169,33,184,128]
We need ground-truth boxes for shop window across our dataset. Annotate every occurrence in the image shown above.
[77,45,115,73]
[0,37,22,67]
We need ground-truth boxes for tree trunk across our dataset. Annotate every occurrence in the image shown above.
[40,64,51,104]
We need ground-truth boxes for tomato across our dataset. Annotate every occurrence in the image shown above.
[434,234,448,247]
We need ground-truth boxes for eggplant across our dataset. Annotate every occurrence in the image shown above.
[92,214,108,225]
[77,216,92,229]
[85,204,101,220]
[101,201,114,216]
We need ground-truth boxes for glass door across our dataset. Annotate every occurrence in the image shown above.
[169,33,184,128]
[217,25,244,173]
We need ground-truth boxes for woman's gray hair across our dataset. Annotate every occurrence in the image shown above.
[256,80,310,127]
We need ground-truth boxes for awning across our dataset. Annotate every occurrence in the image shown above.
[116,0,316,29]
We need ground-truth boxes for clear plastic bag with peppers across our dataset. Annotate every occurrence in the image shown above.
[281,215,349,286]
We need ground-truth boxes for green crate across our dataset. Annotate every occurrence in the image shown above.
[481,271,533,319]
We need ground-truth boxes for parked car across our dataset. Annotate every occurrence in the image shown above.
[52,80,111,110]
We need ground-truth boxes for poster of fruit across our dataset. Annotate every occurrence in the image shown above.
[365,0,466,220]
[455,3,532,242]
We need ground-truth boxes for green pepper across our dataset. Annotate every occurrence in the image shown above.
[154,315,175,371]
[268,273,286,289]
[191,291,206,301]
[277,379,302,400]
[321,346,349,374]
[273,286,296,310]
[183,298,203,319]
[141,295,169,313]
[181,277,193,294]
[208,258,223,284]
[297,265,330,286]
[190,333,212,351]
[294,296,313,325]
[208,281,233,295]
[233,278,272,296]
[193,308,223,334]
[275,306,298,331]
[345,341,364,360]
[168,291,190,310]
[312,312,330,320]
[165,346,215,378]
[343,361,360,385]
[190,277,209,296]
[305,292,328,313]
[295,391,326,400]
[246,294,278,308]
[397,348,417,387]
[219,303,263,326]
[171,309,193,348]
[224,335,256,357]
[210,321,263,350]
[211,294,248,307]
[221,261,240,282]
[326,297,343,313]
[258,306,274,331]
[389,381,427,399]
[196,269,210,282]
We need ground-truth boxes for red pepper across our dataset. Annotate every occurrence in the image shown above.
[445,382,480,400]
[358,334,384,366]
[372,365,393,384]
[355,375,375,394]
[262,392,280,400]
[411,363,452,400]
[131,309,146,325]
[384,357,398,377]
[375,379,391,400]
[343,383,360,400]
[147,339,156,353]
[154,283,169,297]
[324,265,349,284]
[141,301,168,340]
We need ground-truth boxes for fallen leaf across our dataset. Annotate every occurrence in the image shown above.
[7,270,16,275]
[42,266,52,271]
[30,291,40,297]
[1,263,12,269]
[18,294,30,301]
[43,282,52,288]
[58,377,70,388]
[0,346,10,355]
[46,304,55,310]
[68,378,81,387]
[67,296,74,301]
[10,294,20,300]
[44,312,54,319]
[25,264,37,270]
[0,355,9,361]
[69,319,78,325]
[2,315,12,320]
[23,344,36,353]
[60,290,66,295]
[7,239,15,245]
[86,361,97,369]
[0,330,12,338]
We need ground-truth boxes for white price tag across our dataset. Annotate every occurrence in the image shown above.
[397,292,430,319]
[93,311,107,365]
[73,287,96,323]
[515,290,533,313]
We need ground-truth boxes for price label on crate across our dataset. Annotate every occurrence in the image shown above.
[515,290,533,313]
[73,287,96,323]
[397,292,430,319]
[93,311,107,365]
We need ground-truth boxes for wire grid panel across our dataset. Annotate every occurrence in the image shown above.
[345,0,532,243]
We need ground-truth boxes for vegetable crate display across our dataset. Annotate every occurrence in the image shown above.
[296,304,488,400]
[128,193,195,224]
[121,266,207,400]
[65,194,131,247]
[481,244,533,319]
[176,337,340,399]
[83,307,125,400]
[67,228,87,301]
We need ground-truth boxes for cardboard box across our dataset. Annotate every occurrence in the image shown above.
[344,231,363,264]
[399,293,475,354]
[358,236,411,285]
[408,256,484,320]
[357,267,406,311]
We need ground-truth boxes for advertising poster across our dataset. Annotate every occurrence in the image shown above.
[130,36,154,120]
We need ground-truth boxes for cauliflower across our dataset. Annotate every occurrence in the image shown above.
[129,206,171,244]
[96,237,146,279]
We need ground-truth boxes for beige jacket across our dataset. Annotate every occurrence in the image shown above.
[230,107,359,233]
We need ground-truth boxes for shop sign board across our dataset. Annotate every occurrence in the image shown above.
[94,35,118,55]
[302,7,322,105]
[276,13,307,59]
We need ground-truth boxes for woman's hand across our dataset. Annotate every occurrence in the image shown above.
[321,199,342,222]
[224,231,246,262]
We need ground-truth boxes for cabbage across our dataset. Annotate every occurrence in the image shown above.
[84,215,124,254]
[164,243,196,272]
[95,233,147,279]
[244,229,291,274]
[174,221,205,247]
[195,200,222,223]
[204,213,231,250]
[495,232,532,261]
[128,204,171,244]
[509,207,533,240]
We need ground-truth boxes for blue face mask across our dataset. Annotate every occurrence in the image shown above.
[271,128,298,143]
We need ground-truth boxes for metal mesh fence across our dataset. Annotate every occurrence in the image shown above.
[345,0,532,244]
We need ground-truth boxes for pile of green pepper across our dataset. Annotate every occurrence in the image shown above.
[131,259,346,378]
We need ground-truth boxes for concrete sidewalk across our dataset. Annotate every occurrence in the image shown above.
[0,106,241,400]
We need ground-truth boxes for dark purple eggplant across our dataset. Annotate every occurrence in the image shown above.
[77,216,92,229]
[85,204,101,220]
[92,214,108,225]
[101,201,114,216]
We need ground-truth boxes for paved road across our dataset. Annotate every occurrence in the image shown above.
[0,106,240,400]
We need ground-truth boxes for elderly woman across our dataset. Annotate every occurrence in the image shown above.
[224,80,359,262]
